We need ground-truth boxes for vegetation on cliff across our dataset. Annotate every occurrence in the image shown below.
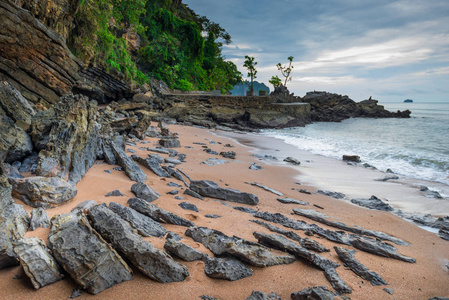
[68,0,242,92]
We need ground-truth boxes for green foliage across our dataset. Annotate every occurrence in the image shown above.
[276,56,294,87]
[269,75,282,89]
[243,56,258,92]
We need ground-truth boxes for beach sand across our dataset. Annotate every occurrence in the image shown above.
[1,124,448,299]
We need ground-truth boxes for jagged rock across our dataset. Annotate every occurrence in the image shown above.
[0,81,35,130]
[69,288,82,299]
[128,197,194,227]
[184,189,204,200]
[9,176,77,208]
[248,182,283,196]
[253,232,339,270]
[147,147,170,154]
[47,213,133,294]
[19,152,39,173]
[29,208,50,231]
[12,237,64,289]
[250,220,329,253]
[162,166,189,186]
[105,190,124,197]
[129,111,152,139]
[324,268,352,294]
[190,180,259,205]
[132,155,170,177]
[109,202,166,237]
[396,212,449,231]
[277,197,309,205]
[283,157,300,165]
[220,151,236,159]
[245,291,281,300]
[291,286,336,300]
[203,148,218,155]
[164,238,204,262]
[249,163,263,170]
[131,182,161,202]
[334,246,387,286]
[159,138,181,148]
[101,139,116,165]
[178,202,199,212]
[166,231,182,241]
[350,195,393,211]
[343,155,361,163]
[186,226,296,267]
[111,142,147,182]
[3,163,24,178]
[316,190,346,199]
[87,204,189,283]
[233,206,258,214]
[438,229,449,241]
[203,255,253,281]
[71,200,97,213]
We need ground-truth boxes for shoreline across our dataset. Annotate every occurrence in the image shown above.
[1,123,448,299]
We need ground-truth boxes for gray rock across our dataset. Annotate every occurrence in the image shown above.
[87,204,189,283]
[291,286,336,300]
[251,154,278,160]
[162,166,189,186]
[298,189,312,195]
[342,155,361,163]
[277,197,309,205]
[13,237,64,289]
[3,163,24,178]
[203,255,253,281]
[109,202,166,237]
[316,190,346,199]
[233,206,258,214]
[375,175,399,182]
[249,163,263,170]
[203,148,219,155]
[438,228,449,241]
[184,189,204,200]
[9,176,77,208]
[220,151,236,159]
[324,268,352,294]
[190,180,259,205]
[179,202,199,212]
[18,152,39,173]
[128,197,194,227]
[147,147,170,154]
[245,291,282,300]
[350,195,393,211]
[111,142,147,182]
[166,231,183,241]
[167,190,179,195]
[71,200,97,212]
[383,288,393,295]
[168,182,182,187]
[47,213,133,294]
[132,155,170,177]
[131,182,161,202]
[29,208,50,231]
[334,246,387,286]
[248,182,283,196]
[186,226,296,267]
[159,138,181,148]
[205,214,221,219]
[105,190,124,197]
[164,238,204,261]
[165,157,182,165]
[202,158,230,166]
[283,157,300,165]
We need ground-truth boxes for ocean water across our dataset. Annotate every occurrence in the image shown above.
[260,102,449,187]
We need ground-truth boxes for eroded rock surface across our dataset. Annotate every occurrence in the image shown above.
[131,182,160,202]
[164,238,204,262]
[190,180,259,205]
[203,255,253,281]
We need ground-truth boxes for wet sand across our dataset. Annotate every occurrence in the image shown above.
[1,124,448,299]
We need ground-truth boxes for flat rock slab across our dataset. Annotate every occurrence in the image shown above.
[109,202,166,237]
[247,182,283,196]
[128,197,194,227]
[164,238,204,261]
[88,204,189,283]
[203,255,253,281]
[277,197,309,206]
[29,208,50,231]
[316,190,346,199]
[178,202,199,212]
[190,180,259,205]
[131,182,160,202]
[9,176,77,208]
[47,213,133,294]
[111,142,147,182]
[13,237,64,289]
[291,286,337,300]
[132,155,170,177]
[350,195,393,211]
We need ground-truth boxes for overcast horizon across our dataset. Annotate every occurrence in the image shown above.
[184,0,449,103]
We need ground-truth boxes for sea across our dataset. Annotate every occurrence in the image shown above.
[260,102,449,195]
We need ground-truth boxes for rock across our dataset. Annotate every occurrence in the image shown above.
[203,255,253,281]
[9,176,77,208]
[375,175,399,182]
[316,190,346,199]
[164,157,182,165]
[184,189,204,200]
[202,158,230,166]
[109,202,166,237]
[12,237,64,289]
[69,288,82,299]
[249,163,263,170]
[439,229,449,241]
[324,268,352,294]
[383,288,393,295]
[277,197,309,205]
[245,291,282,300]
[0,110,33,164]
[342,155,361,163]
[283,157,300,165]
[168,182,182,187]
[248,182,283,196]
[159,138,181,148]
[291,286,336,300]
[203,148,218,155]
[19,152,39,173]
[87,204,189,283]
[47,213,133,294]
[161,166,189,186]
[131,182,161,202]
[186,226,296,267]
[132,155,170,177]
[178,202,199,212]
[190,180,259,205]
[147,147,170,154]
[0,81,36,130]
[105,190,124,197]
[251,154,278,160]
[220,151,236,159]
[334,246,387,286]
[298,189,312,195]
[29,208,50,231]
[233,206,258,214]
[71,200,97,213]
[350,195,393,211]
[111,142,147,182]
[164,238,204,262]
[166,231,183,241]
[3,163,24,179]
[205,214,221,219]
[128,197,194,227]
[253,232,339,270]
[167,190,179,195]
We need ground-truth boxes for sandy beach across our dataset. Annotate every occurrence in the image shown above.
[1,124,448,299]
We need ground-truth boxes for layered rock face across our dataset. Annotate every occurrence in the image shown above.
[0,1,81,107]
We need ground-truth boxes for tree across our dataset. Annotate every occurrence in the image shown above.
[269,75,282,89]
[243,55,257,93]
[276,56,294,87]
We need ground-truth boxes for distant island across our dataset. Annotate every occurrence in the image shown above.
[404,99,414,103]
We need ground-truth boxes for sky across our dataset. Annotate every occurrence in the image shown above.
[183,0,449,102]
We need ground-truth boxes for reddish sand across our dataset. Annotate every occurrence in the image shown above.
[1,124,448,299]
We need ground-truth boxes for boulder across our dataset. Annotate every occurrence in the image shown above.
[109,202,166,237]
[87,204,189,283]
[159,138,181,148]
[29,208,50,231]
[190,180,259,205]
[164,238,204,262]
[283,157,300,165]
[47,213,133,294]
[343,155,361,163]
[111,142,147,182]
[131,182,161,202]
[350,195,393,211]
[203,255,253,281]
[13,237,64,289]
[9,176,77,208]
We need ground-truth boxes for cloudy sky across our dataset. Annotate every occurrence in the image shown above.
[184,0,449,102]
